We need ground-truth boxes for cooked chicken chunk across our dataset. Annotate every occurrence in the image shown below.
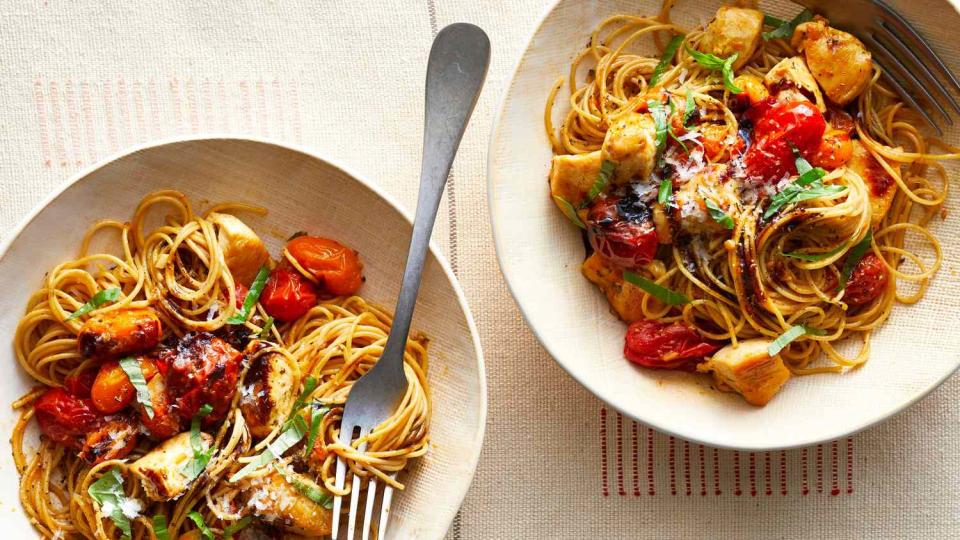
[582,253,645,322]
[792,18,873,106]
[698,6,764,70]
[763,56,826,111]
[549,150,603,208]
[244,468,332,536]
[77,308,162,359]
[846,140,898,226]
[704,338,791,406]
[602,112,658,183]
[673,164,739,235]
[208,212,270,286]
[130,431,213,501]
[239,351,300,439]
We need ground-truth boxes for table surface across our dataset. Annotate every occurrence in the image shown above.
[0,1,957,538]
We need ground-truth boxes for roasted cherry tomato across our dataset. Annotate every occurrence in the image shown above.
[77,308,162,359]
[79,416,138,464]
[261,267,319,322]
[586,196,659,270]
[162,332,242,425]
[810,131,853,169]
[743,100,826,183]
[34,388,102,448]
[844,253,889,306]
[286,236,364,296]
[624,320,720,370]
[64,369,97,398]
[90,357,158,414]
[137,373,182,440]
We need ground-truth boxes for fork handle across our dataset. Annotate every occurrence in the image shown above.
[379,23,490,377]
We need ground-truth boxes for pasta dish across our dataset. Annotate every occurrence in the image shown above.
[13,190,430,538]
[545,1,955,405]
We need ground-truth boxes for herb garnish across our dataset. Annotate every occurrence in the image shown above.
[623,271,690,305]
[87,468,133,540]
[181,404,214,481]
[273,463,334,508]
[118,357,153,419]
[658,178,673,207]
[763,10,813,41]
[705,198,734,229]
[768,325,827,356]
[258,316,275,339]
[224,516,254,539]
[227,266,270,324]
[685,47,742,94]
[584,159,617,205]
[763,154,847,219]
[186,511,214,540]
[152,515,171,540]
[66,287,121,321]
[554,195,586,229]
[782,242,848,262]
[650,35,684,86]
[839,231,874,290]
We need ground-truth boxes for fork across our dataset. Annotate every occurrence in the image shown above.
[330,22,489,540]
[795,0,960,135]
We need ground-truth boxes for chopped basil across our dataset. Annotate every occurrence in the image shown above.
[650,35,684,86]
[87,468,132,540]
[783,242,848,262]
[118,357,153,419]
[648,99,670,165]
[623,271,690,305]
[286,376,318,425]
[227,266,270,324]
[258,316,274,339]
[229,415,308,482]
[66,287,121,321]
[152,515,171,540]
[584,159,616,205]
[840,231,874,290]
[273,463,333,507]
[187,511,214,540]
[763,9,813,41]
[553,195,586,229]
[181,404,214,481]
[683,92,696,127]
[705,198,734,230]
[763,156,847,219]
[768,325,827,356]
[658,178,673,207]
[303,402,329,459]
[224,516,253,539]
[685,47,741,94]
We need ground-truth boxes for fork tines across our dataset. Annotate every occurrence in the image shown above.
[331,454,398,540]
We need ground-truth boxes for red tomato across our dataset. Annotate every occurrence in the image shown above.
[624,320,720,370]
[79,416,139,464]
[162,332,242,425]
[743,100,826,183]
[64,370,97,398]
[261,267,319,321]
[286,236,364,296]
[235,283,249,309]
[844,254,889,306]
[34,388,102,448]
[586,197,659,270]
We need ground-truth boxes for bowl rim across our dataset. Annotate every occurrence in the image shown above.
[0,134,488,537]
[485,0,960,451]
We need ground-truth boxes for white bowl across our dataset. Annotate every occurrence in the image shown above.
[0,136,486,539]
[488,0,960,450]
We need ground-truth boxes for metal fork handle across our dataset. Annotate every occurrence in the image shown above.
[376,23,490,379]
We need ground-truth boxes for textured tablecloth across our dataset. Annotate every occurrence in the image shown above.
[0,0,957,538]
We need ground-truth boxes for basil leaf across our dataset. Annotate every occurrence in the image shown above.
[840,231,873,290]
[658,178,673,207]
[224,516,254,539]
[764,14,787,27]
[650,35,684,86]
[87,468,132,540]
[790,184,847,203]
[768,324,827,356]
[273,464,333,507]
[227,266,271,324]
[258,316,275,339]
[66,287,121,321]
[705,199,734,230]
[118,357,153,419]
[181,404,214,481]
[685,46,726,70]
[721,53,743,94]
[763,174,847,219]
[622,271,690,305]
[585,160,616,205]
[152,515,171,540]
[229,415,308,482]
[783,242,848,262]
[553,195,586,229]
[794,152,814,177]
[684,92,695,127]
[286,376,318,426]
[648,99,669,165]
[763,9,813,41]
[303,403,330,459]
[187,511,214,540]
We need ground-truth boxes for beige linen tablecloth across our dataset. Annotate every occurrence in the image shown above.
[1,0,957,538]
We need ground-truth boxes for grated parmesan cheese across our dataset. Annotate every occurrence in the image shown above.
[118,497,142,519]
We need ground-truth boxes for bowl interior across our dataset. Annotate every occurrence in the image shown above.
[0,138,485,539]
[489,0,960,449]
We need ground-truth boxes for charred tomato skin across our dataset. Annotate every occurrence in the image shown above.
[162,332,242,426]
[624,320,720,370]
[586,196,659,270]
[844,253,889,306]
[743,99,826,183]
[79,415,139,464]
[34,388,103,449]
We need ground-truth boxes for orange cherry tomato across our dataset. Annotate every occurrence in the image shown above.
[810,131,853,169]
[91,358,158,414]
[261,268,319,322]
[286,236,364,296]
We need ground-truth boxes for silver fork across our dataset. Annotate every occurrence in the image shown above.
[795,0,960,135]
[330,22,489,540]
